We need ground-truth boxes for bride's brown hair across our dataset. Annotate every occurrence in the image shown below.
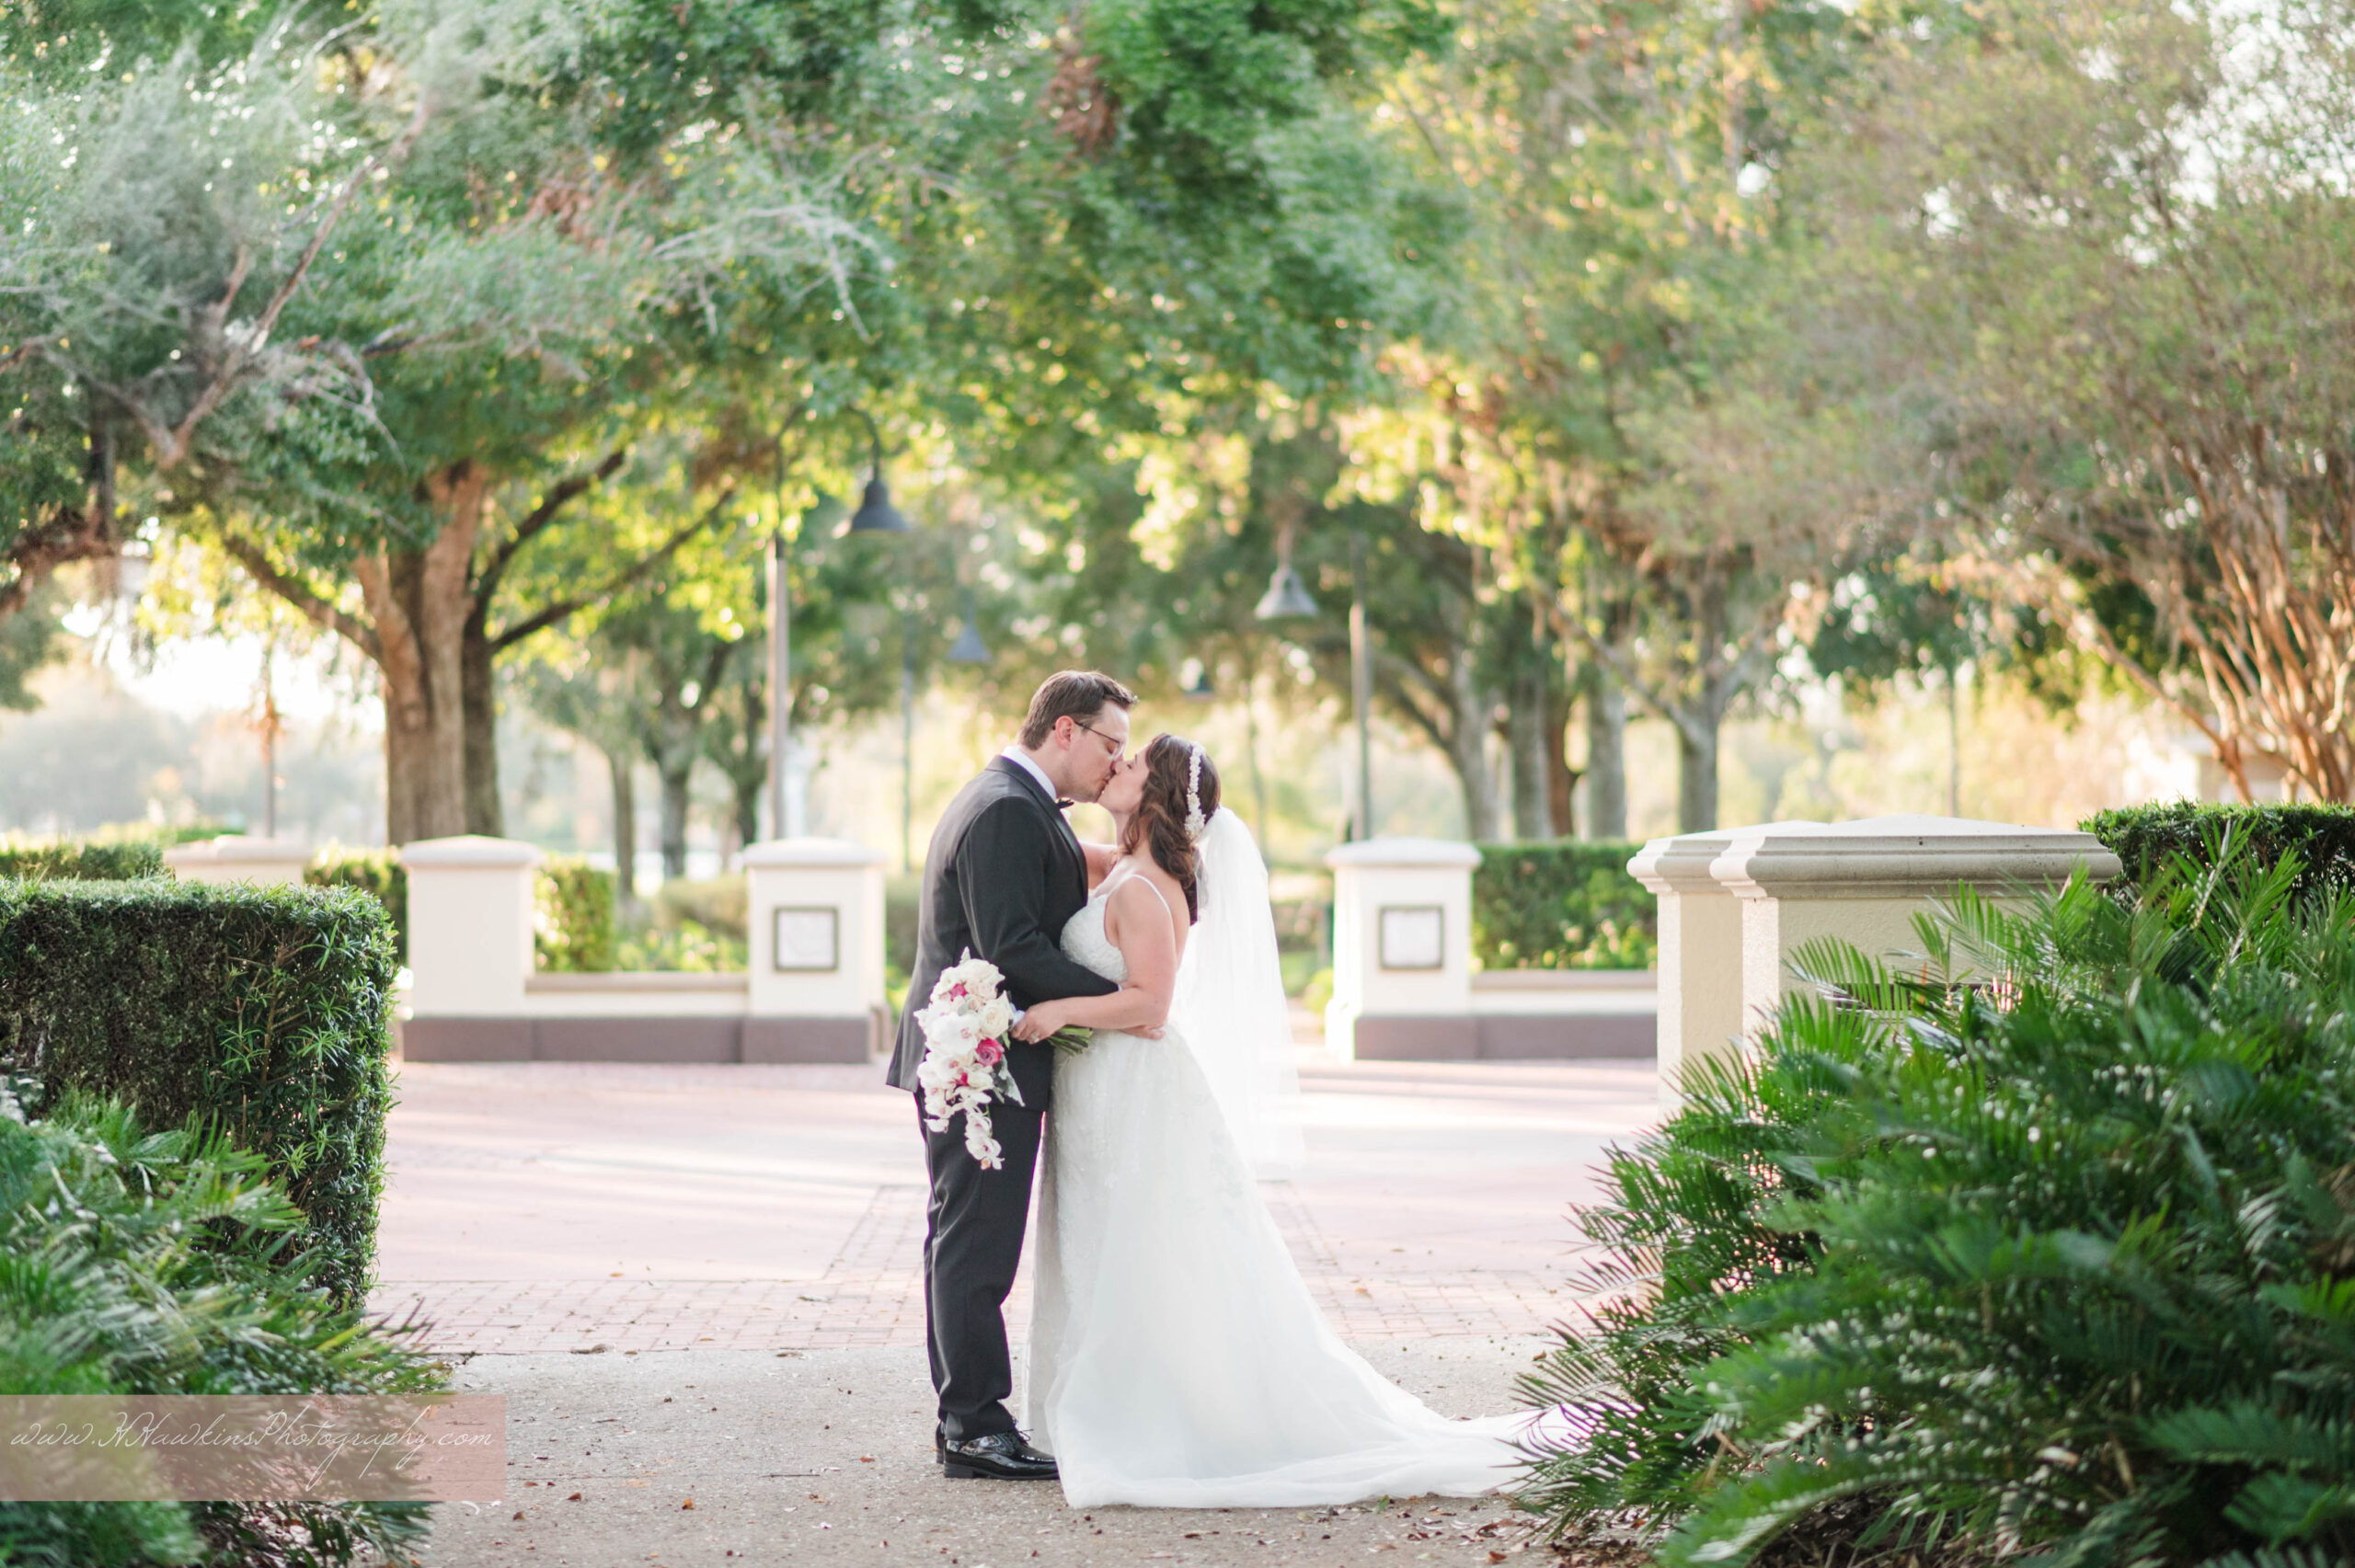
[1119,734,1221,924]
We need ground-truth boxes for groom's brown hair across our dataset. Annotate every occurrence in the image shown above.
[1018,670,1138,748]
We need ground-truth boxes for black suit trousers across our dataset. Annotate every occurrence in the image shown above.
[918,1091,1044,1441]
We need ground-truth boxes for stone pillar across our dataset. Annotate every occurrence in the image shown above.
[1712,814,2121,1025]
[164,835,312,887]
[398,836,543,1055]
[741,838,888,1063]
[1628,829,1749,1111]
[1632,823,1844,1111]
[1325,838,1481,1061]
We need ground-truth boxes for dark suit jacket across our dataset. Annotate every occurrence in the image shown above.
[885,756,1118,1109]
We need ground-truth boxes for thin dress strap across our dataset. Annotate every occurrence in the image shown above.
[1103,870,1173,919]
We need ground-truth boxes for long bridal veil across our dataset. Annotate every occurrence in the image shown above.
[1170,807,1304,1177]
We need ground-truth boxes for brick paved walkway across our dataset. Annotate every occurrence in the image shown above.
[372,1186,1600,1354]
[367,1052,1652,1356]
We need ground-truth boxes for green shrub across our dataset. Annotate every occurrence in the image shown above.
[0,1089,440,1567]
[2088,799,2355,900]
[615,918,744,973]
[886,872,921,997]
[652,874,746,939]
[1520,845,2355,1565]
[0,879,398,1306]
[305,847,408,962]
[1472,840,1654,969]
[0,839,165,881]
[536,855,618,973]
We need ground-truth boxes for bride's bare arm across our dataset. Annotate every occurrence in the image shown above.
[1009,877,1179,1039]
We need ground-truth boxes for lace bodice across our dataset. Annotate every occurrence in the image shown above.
[1060,885,1128,985]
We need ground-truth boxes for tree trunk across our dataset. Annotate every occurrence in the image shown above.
[380,692,465,848]
[655,753,693,879]
[1676,719,1719,834]
[461,609,504,837]
[361,463,485,844]
[1510,661,1555,840]
[607,748,638,903]
[1447,655,1504,841]
[731,773,761,858]
[1545,662,1577,838]
[1582,665,1627,840]
[1674,572,1739,836]
[723,674,765,856]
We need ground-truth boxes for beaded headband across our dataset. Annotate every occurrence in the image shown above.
[1183,743,1207,842]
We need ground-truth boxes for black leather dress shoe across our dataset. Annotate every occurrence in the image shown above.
[940,1431,1059,1481]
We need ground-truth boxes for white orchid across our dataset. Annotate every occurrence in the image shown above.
[914,949,1027,1172]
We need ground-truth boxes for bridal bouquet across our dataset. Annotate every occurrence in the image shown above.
[914,953,1095,1170]
[913,953,1027,1169]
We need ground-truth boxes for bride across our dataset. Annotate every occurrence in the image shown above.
[1007,734,1532,1508]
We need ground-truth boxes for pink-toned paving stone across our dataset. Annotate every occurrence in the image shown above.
[367,1047,1655,1355]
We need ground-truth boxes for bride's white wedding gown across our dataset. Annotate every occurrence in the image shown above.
[1025,881,1531,1508]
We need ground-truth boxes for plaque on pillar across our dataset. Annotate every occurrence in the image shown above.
[770,907,840,972]
[1376,905,1445,970]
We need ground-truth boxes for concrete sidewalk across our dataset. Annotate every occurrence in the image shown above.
[422,1340,1567,1568]
[367,1048,1657,1564]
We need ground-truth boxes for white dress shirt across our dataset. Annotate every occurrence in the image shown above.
[999,746,1060,804]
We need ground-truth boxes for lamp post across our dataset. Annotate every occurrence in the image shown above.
[1347,531,1373,843]
[258,639,281,839]
[898,578,993,875]
[1254,532,1376,841]
[768,409,906,844]
[767,437,794,841]
[901,609,916,874]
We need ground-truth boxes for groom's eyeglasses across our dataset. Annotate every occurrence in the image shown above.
[1072,718,1125,761]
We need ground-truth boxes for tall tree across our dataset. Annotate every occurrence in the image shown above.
[0,17,428,613]
[1376,0,1882,830]
[1795,0,2355,801]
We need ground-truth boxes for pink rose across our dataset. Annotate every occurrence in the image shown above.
[949,983,969,999]
[975,1038,1005,1066]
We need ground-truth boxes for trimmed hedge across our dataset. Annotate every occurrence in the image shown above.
[0,878,399,1306]
[2086,799,2355,898]
[537,855,618,972]
[307,846,408,961]
[1471,840,1655,969]
[0,839,165,880]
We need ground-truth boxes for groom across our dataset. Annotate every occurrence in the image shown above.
[886,670,1137,1481]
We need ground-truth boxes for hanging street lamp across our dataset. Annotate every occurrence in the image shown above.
[948,588,991,666]
[1253,561,1318,621]
[846,408,908,533]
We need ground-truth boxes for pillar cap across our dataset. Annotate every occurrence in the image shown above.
[1709,814,2121,899]
[740,837,887,869]
[1628,820,1825,894]
[163,834,312,868]
[1326,837,1482,870]
[398,834,546,870]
